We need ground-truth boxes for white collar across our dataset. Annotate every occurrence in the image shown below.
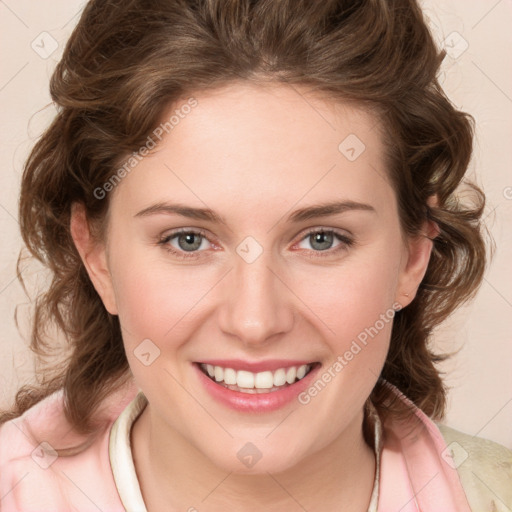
[109,390,148,511]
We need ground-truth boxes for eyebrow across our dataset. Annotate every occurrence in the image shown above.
[134,200,376,224]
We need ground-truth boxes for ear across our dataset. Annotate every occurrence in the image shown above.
[395,195,440,308]
[70,202,118,315]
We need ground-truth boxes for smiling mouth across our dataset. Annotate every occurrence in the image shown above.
[196,362,320,394]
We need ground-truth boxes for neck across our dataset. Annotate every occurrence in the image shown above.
[131,404,376,512]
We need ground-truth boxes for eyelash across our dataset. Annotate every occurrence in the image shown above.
[157,227,354,260]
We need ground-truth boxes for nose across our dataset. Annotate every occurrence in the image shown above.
[217,249,295,348]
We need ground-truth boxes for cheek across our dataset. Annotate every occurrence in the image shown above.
[107,238,214,351]
[114,268,208,338]
[110,257,216,392]
[290,249,401,435]
[293,245,401,347]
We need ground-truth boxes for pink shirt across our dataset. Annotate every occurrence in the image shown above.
[0,380,492,511]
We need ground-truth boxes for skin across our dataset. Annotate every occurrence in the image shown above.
[71,81,436,511]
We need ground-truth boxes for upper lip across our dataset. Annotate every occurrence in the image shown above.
[196,359,318,373]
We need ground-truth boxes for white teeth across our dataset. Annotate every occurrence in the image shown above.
[254,371,273,388]
[236,370,254,388]
[200,363,313,389]
[286,367,297,384]
[214,366,223,382]
[223,367,237,385]
[297,365,307,379]
[273,368,287,387]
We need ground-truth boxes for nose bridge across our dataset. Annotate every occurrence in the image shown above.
[217,244,294,345]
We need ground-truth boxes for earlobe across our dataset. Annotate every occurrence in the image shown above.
[70,202,118,315]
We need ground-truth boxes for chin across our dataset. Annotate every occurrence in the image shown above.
[205,441,305,476]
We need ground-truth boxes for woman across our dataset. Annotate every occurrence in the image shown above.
[1,0,511,510]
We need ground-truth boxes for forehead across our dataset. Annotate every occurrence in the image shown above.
[110,81,395,221]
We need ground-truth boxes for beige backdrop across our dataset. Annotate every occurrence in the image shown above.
[1,0,511,448]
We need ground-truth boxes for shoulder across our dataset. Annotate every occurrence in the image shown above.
[0,389,84,509]
[0,382,139,511]
[436,423,512,511]
[378,381,512,510]
[0,388,74,466]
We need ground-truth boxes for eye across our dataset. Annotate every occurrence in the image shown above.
[295,228,354,258]
[157,229,213,259]
[157,227,354,260]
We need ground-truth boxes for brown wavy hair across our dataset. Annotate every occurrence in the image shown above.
[1,0,489,434]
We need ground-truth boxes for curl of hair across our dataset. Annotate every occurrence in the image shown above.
[1,0,489,433]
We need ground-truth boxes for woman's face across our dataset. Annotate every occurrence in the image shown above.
[77,81,432,474]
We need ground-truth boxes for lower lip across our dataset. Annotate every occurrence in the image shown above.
[193,363,321,413]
